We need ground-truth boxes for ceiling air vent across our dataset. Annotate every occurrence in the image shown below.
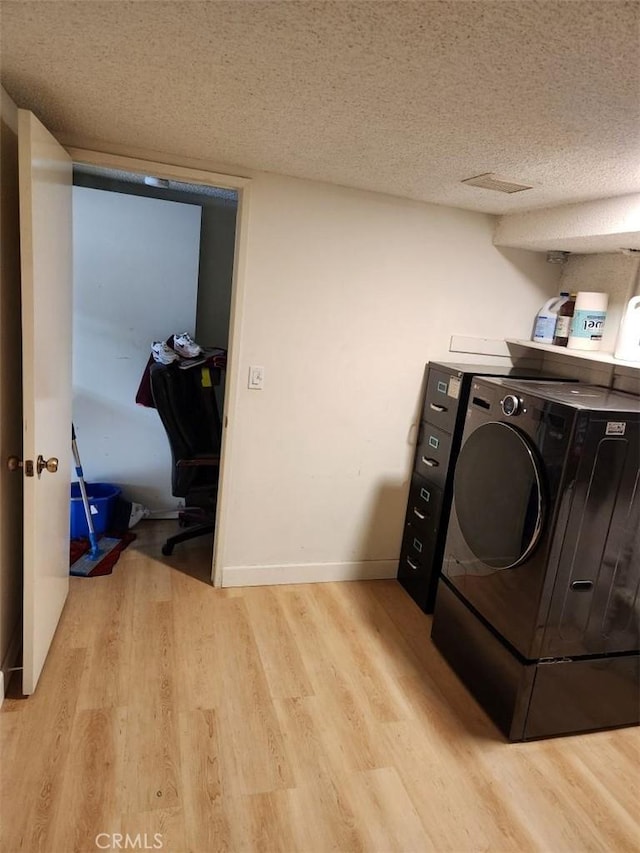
[461,173,533,194]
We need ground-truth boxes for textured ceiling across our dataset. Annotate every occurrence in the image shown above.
[1,0,639,214]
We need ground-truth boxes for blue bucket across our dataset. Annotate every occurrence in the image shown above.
[70,482,121,539]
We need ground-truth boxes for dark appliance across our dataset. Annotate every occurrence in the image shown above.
[397,362,566,613]
[432,378,640,741]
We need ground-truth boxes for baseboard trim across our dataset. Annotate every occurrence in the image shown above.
[1,623,21,707]
[222,559,398,587]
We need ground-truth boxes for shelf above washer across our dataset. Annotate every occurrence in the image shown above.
[505,339,640,372]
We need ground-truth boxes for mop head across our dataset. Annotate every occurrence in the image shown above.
[70,533,136,577]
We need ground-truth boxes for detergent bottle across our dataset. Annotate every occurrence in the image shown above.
[614,296,640,362]
[532,293,568,344]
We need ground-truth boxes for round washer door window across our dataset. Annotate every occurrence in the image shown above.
[454,422,544,569]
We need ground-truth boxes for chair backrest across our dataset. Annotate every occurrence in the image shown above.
[149,363,222,498]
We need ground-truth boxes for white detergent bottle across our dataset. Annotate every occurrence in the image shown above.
[532,294,567,344]
[614,296,640,362]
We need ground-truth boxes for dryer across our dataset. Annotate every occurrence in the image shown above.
[431,378,640,741]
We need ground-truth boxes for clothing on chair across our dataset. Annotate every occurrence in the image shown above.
[136,345,227,408]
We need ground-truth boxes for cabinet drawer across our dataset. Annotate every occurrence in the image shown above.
[397,530,438,611]
[404,474,443,537]
[422,368,462,433]
[415,423,453,490]
[398,529,436,579]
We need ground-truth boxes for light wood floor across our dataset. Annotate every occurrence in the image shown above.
[1,521,639,853]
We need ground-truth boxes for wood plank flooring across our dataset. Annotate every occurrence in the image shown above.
[1,521,638,853]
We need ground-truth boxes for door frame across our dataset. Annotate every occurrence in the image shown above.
[66,147,252,587]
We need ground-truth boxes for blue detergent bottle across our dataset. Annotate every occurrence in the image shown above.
[532,292,569,344]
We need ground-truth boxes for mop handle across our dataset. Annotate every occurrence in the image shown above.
[71,424,99,554]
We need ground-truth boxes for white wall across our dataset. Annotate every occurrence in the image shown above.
[72,187,201,510]
[0,87,23,697]
[220,173,561,584]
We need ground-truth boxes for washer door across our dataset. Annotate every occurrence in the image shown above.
[454,422,544,569]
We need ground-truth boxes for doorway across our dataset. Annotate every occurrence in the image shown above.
[68,150,251,586]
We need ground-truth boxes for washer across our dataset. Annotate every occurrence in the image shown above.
[431,378,640,741]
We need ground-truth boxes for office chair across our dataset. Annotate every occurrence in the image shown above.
[149,362,222,556]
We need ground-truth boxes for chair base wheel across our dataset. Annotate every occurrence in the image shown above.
[160,520,215,557]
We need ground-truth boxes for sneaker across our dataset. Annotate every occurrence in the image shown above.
[151,341,179,365]
[173,332,202,358]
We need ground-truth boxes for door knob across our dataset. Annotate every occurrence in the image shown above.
[7,456,35,476]
[7,456,23,472]
[36,455,59,475]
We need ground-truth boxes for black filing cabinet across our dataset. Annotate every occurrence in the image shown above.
[398,361,546,612]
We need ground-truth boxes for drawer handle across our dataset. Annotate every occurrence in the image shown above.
[571,580,593,591]
[430,403,446,413]
[413,508,426,520]
[421,457,439,467]
[406,557,418,571]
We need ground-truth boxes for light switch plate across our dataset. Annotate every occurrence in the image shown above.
[248,365,264,390]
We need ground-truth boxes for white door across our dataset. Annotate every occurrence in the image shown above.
[18,110,73,694]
